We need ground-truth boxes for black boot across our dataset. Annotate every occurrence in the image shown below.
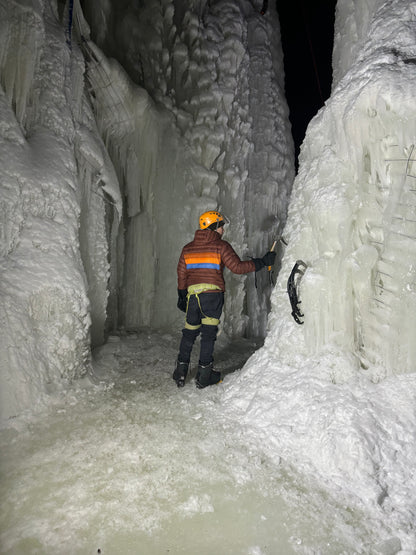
[172,359,189,388]
[196,362,221,389]
[209,370,221,385]
[196,363,212,389]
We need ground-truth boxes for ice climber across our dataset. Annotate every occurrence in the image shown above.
[173,210,276,389]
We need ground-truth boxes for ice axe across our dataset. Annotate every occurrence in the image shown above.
[267,236,288,285]
[268,240,276,268]
[267,240,276,285]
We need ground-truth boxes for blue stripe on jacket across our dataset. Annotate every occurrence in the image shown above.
[186,263,220,270]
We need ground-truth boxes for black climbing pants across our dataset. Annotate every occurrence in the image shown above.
[178,291,224,365]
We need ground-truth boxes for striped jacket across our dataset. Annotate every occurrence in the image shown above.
[177,229,255,292]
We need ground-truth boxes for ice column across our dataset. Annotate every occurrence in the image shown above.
[267,0,416,377]
[0,0,120,420]
[82,41,197,331]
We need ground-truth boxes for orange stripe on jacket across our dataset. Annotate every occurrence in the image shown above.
[184,252,221,270]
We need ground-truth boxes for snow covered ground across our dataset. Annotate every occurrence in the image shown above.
[223,343,416,553]
[0,331,388,554]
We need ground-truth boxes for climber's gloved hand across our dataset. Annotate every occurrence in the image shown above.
[262,251,276,267]
[177,289,187,312]
[253,251,276,272]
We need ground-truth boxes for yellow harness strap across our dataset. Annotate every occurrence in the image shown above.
[187,283,221,295]
[185,322,202,330]
[184,284,221,329]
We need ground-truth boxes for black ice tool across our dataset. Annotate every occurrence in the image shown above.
[287,260,307,324]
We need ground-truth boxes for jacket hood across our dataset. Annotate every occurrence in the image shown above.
[193,228,222,244]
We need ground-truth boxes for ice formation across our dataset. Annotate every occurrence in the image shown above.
[270,0,416,377]
[0,0,120,420]
[222,0,416,549]
[0,0,293,421]
[81,0,293,337]
[1,0,416,551]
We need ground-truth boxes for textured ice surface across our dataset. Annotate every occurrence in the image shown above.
[0,333,378,554]
[0,1,415,552]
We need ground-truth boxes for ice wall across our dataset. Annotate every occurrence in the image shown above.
[80,41,199,332]
[231,0,416,493]
[0,0,292,420]
[267,0,416,378]
[0,0,121,421]
[221,1,416,545]
[80,0,294,338]
[331,0,378,87]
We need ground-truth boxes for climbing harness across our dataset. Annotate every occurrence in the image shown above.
[184,284,222,329]
[287,260,307,324]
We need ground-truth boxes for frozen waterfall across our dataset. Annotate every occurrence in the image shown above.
[1,0,416,552]
[0,0,293,421]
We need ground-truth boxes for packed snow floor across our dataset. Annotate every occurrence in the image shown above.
[0,332,396,554]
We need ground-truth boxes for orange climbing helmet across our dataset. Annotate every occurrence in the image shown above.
[199,211,228,230]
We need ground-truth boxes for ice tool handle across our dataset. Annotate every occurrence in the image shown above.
[268,240,277,271]
[267,240,277,285]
